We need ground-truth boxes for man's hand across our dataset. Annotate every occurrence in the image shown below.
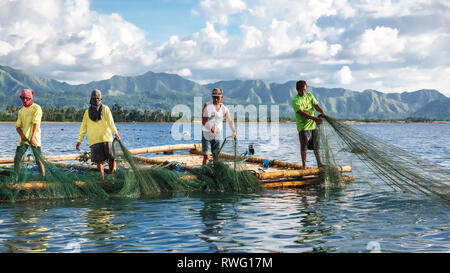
[210,128,216,135]
[314,117,323,125]
[115,133,120,141]
[76,142,81,151]
[233,131,237,139]
[30,137,38,147]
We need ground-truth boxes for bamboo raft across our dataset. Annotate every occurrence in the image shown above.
[0,143,353,191]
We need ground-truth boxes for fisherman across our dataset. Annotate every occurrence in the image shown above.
[291,80,326,169]
[14,89,45,177]
[202,88,236,165]
[76,89,120,178]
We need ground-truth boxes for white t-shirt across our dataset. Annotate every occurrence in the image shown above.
[202,101,229,139]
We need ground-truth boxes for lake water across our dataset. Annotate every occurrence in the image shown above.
[0,122,449,253]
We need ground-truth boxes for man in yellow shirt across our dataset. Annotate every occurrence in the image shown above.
[14,89,45,177]
[76,89,120,178]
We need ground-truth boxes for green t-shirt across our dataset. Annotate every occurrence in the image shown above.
[292,92,319,131]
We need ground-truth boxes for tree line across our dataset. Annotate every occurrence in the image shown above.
[0,104,180,122]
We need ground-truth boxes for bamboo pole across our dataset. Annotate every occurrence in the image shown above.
[262,180,317,188]
[0,154,82,164]
[128,144,200,155]
[0,144,201,164]
[4,181,87,190]
[257,166,352,180]
[261,175,354,188]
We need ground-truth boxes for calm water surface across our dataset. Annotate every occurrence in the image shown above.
[0,122,449,253]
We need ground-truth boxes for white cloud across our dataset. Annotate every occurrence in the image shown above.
[356,0,434,18]
[405,32,440,58]
[198,0,246,25]
[0,0,152,83]
[248,6,266,17]
[240,25,263,50]
[0,41,13,56]
[173,68,192,77]
[352,26,405,63]
[303,40,342,59]
[335,66,353,85]
[267,19,300,56]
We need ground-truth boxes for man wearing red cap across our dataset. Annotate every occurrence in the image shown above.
[14,89,45,177]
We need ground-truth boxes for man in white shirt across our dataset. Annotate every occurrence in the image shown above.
[201,88,236,165]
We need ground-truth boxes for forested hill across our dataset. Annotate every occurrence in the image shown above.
[1,65,448,120]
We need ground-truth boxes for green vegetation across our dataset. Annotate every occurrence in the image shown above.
[1,105,447,123]
[0,104,180,122]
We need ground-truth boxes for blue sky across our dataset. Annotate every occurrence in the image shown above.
[0,0,449,96]
[90,0,205,41]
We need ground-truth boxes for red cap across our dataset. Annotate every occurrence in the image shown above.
[20,89,34,98]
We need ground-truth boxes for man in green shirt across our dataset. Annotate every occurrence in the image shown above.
[291,80,326,169]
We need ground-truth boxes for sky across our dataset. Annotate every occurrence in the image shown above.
[0,0,449,96]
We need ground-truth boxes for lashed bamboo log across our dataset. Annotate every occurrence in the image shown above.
[262,175,354,188]
[4,181,87,190]
[0,144,201,164]
[257,166,352,180]
[0,154,81,164]
[128,144,200,155]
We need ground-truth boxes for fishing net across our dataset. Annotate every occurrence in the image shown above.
[110,137,261,197]
[0,138,262,202]
[315,121,345,186]
[0,145,108,202]
[321,115,450,200]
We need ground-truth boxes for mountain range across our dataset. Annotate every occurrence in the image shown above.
[0,65,448,120]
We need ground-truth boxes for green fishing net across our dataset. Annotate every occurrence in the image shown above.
[0,138,262,202]
[315,121,345,187]
[322,116,450,200]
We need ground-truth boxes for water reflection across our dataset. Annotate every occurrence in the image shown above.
[191,184,349,253]
[293,187,337,253]
[6,205,50,253]
[197,193,242,252]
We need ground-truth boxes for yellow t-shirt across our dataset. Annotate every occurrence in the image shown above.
[16,103,42,146]
[77,105,118,146]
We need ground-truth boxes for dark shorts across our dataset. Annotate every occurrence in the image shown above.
[90,142,114,163]
[14,144,43,166]
[201,133,221,156]
[299,129,319,151]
